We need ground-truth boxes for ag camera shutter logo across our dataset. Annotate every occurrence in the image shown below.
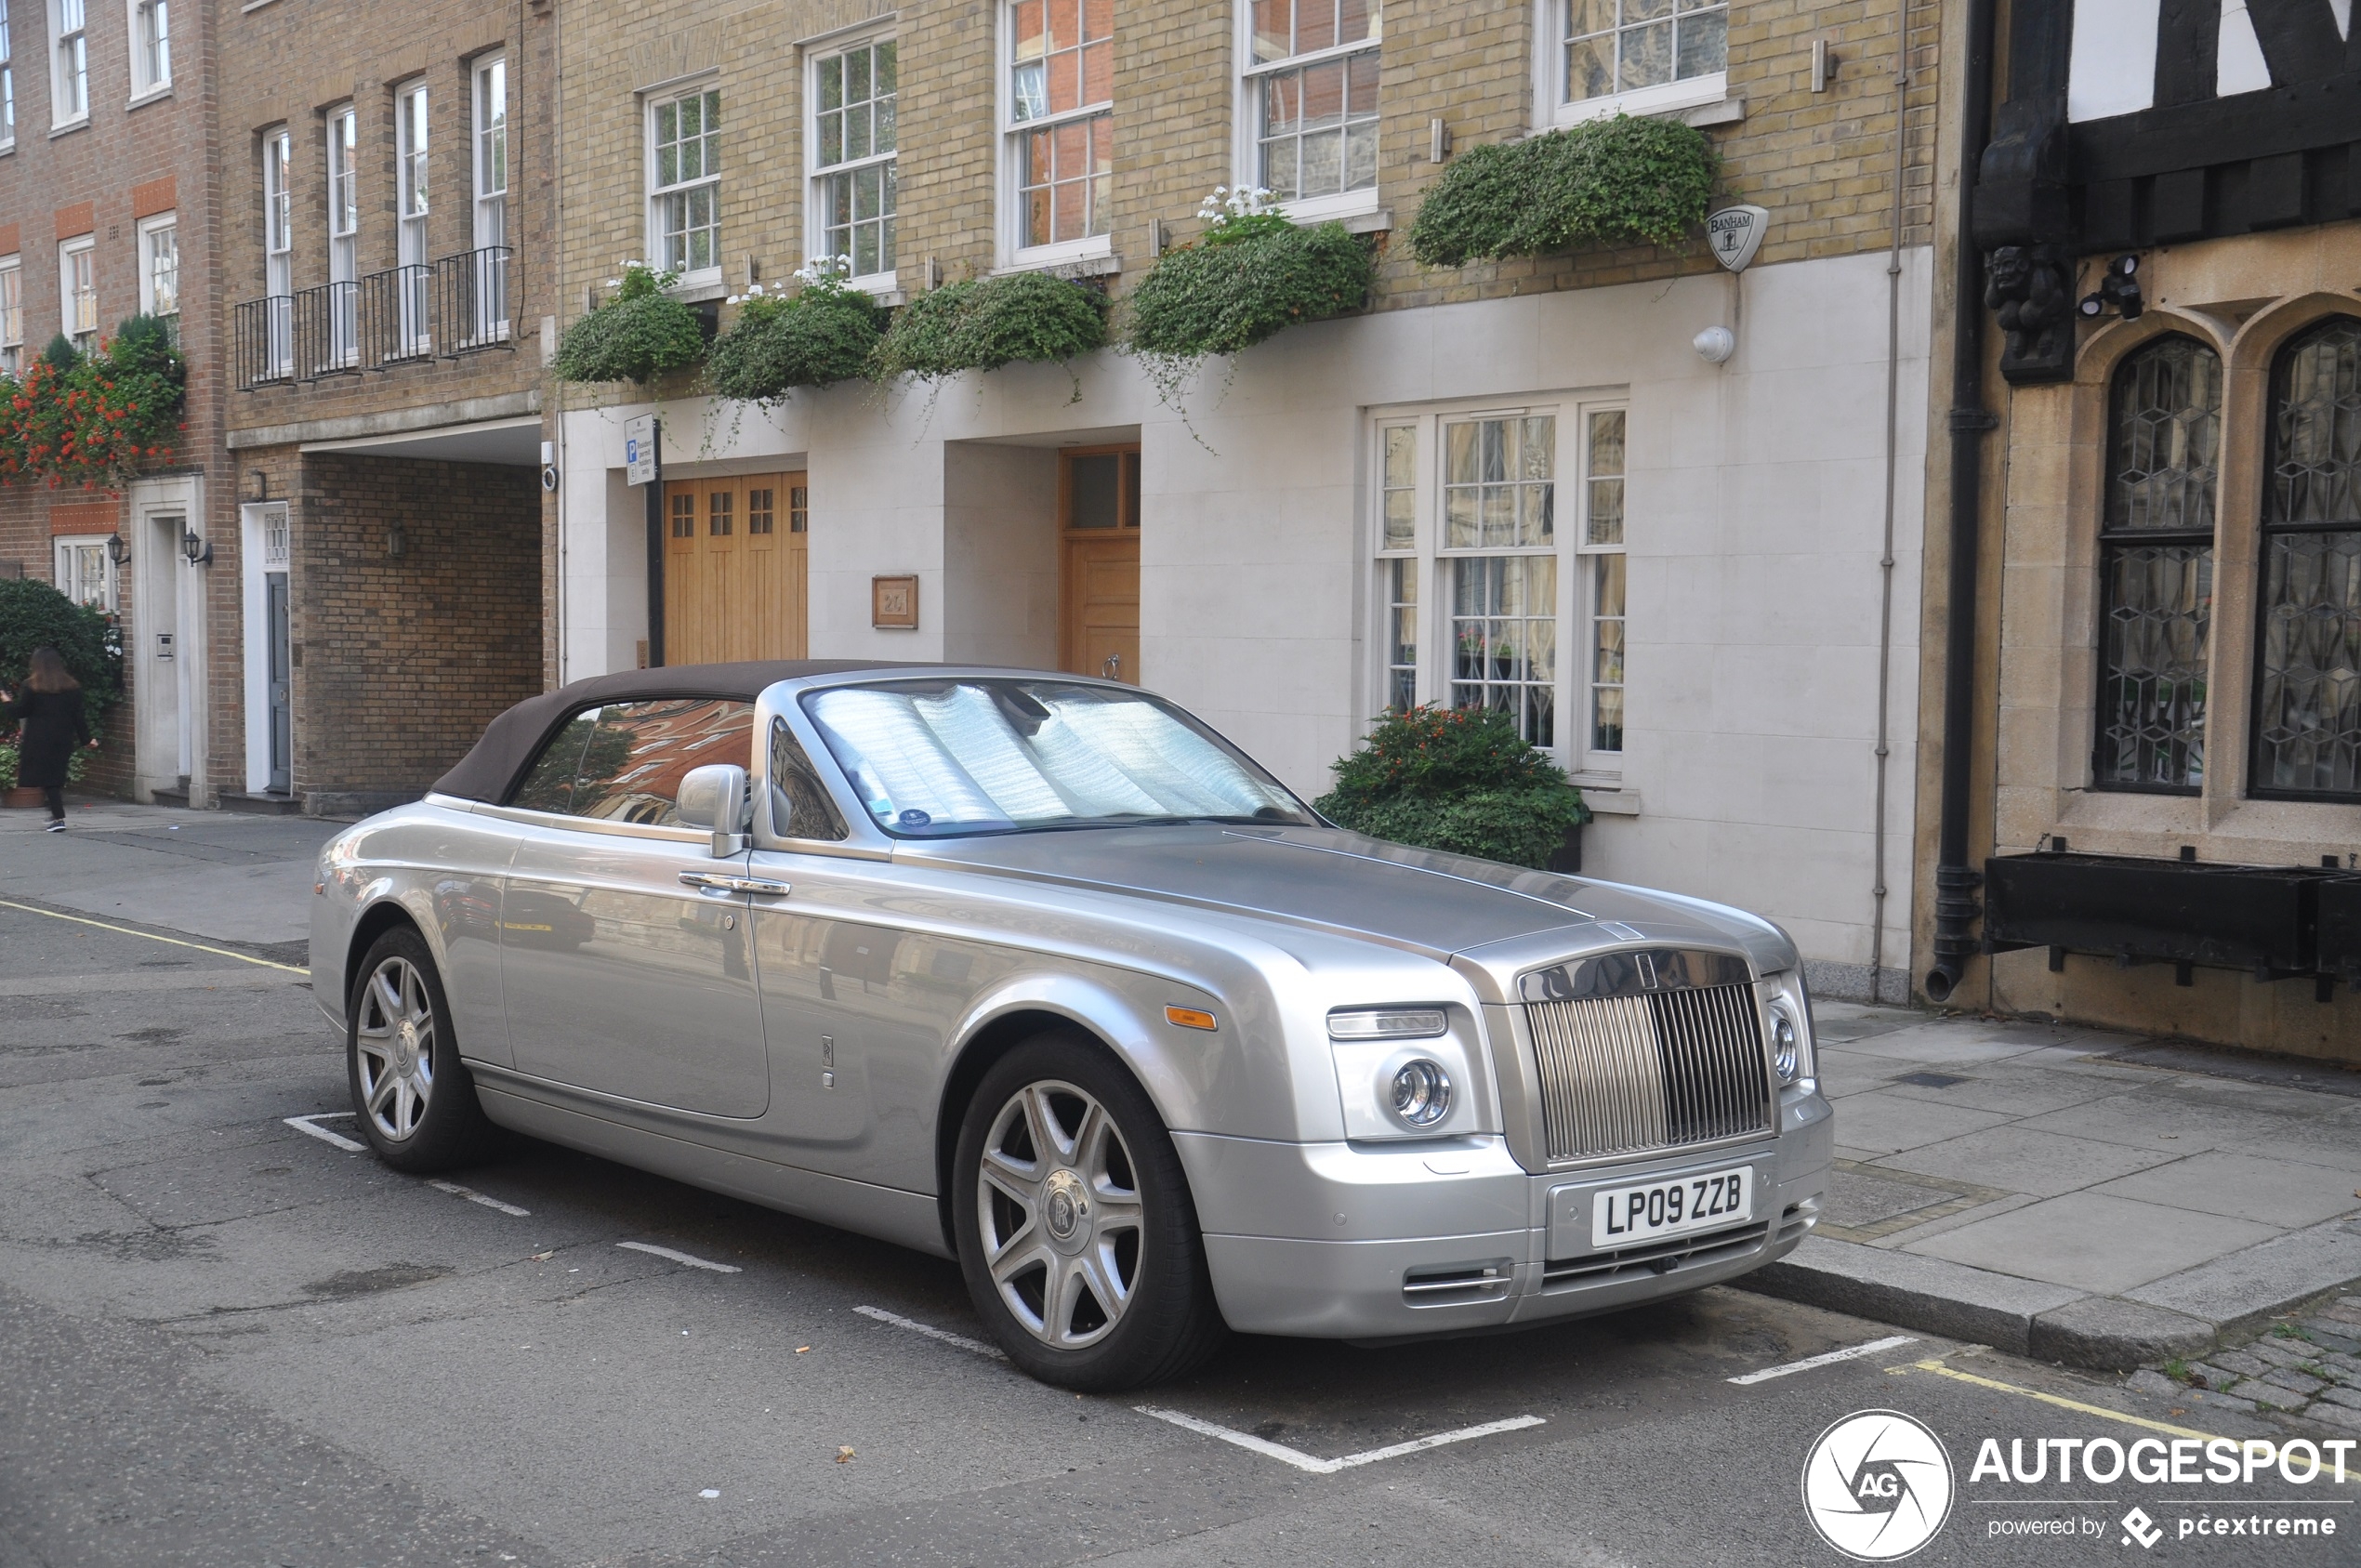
[1801,1410,1955,1561]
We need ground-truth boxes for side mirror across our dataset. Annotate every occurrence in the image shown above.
[677,763,751,856]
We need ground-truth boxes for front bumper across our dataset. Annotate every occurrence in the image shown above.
[1177,1087,1833,1339]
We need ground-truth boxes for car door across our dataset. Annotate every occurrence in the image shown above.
[497,697,770,1119]
[745,713,986,1190]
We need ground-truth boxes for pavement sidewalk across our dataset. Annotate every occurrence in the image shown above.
[1742,1000,2361,1380]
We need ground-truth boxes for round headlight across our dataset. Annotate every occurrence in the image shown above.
[1390,1059,1452,1127]
[1770,1008,1801,1083]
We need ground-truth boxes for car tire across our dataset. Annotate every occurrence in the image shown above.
[954,1033,1227,1390]
[346,925,495,1173]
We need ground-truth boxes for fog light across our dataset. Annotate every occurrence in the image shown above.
[1390,1059,1452,1127]
[1770,1007,1801,1083]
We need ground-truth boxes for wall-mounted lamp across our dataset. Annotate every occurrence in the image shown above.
[2077,254,2144,322]
[1428,117,1453,163]
[1810,39,1839,93]
[182,526,213,566]
[1694,325,1736,364]
[385,524,407,560]
[246,469,269,502]
[105,533,129,569]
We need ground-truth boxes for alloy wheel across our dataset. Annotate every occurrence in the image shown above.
[354,955,437,1141]
[975,1080,1145,1350]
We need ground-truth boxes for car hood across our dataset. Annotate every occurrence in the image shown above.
[897,824,1779,964]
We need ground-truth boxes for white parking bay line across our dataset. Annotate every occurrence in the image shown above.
[284,1113,366,1153]
[1727,1335,1918,1386]
[426,1179,532,1218]
[616,1241,742,1273]
[853,1304,1009,1361]
[1134,1406,1546,1475]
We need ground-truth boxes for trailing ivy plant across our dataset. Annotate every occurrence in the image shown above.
[707,258,886,405]
[870,271,1107,399]
[1313,704,1589,871]
[1124,186,1376,411]
[1407,113,1717,268]
[552,262,708,386]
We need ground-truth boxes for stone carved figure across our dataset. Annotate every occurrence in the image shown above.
[1985,244,2075,384]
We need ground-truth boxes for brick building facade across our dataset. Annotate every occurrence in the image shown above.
[212,0,552,813]
[0,0,229,803]
[550,0,1945,1005]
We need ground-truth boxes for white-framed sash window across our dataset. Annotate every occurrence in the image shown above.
[1237,0,1380,221]
[1003,0,1114,262]
[59,232,95,354]
[1537,0,1726,128]
[1367,397,1631,772]
[325,107,357,364]
[809,32,898,285]
[50,0,86,125]
[54,534,115,612]
[0,256,21,375]
[263,125,293,376]
[472,54,510,338]
[649,82,720,282]
[396,81,430,354]
[2,1,17,147]
[137,212,177,330]
[128,0,167,97]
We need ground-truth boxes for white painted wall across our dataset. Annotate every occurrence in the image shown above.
[556,248,1932,996]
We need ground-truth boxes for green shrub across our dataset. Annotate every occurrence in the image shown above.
[0,739,93,789]
[553,263,708,385]
[706,273,885,403]
[0,576,125,731]
[871,272,1107,386]
[1125,204,1374,407]
[1314,704,1589,870]
[1408,114,1717,268]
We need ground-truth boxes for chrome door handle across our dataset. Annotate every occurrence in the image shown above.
[679,872,792,896]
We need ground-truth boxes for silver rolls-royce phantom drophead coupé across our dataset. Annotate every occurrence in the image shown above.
[311,661,1832,1389]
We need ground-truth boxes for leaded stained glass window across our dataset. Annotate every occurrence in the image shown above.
[2094,335,2219,792]
[2252,316,2361,800]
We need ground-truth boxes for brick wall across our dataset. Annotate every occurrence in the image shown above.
[551,0,1943,415]
[256,452,543,802]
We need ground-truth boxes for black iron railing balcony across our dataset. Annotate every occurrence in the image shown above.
[233,295,296,390]
[436,245,513,356]
[292,282,363,380]
[359,263,436,367]
[236,245,515,389]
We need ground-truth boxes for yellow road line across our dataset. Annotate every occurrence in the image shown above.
[0,897,308,975]
[1890,1357,2225,1442]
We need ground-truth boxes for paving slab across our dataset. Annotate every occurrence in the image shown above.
[2124,1219,2361,1335]
[2092,1150,2361,1229]
[1814,1087,2013,1156]
[1867,1061,2128,1118]
[1872,1123,2181,1198]
[1903,1192,2279,1295]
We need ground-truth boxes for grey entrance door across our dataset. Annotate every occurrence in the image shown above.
[266,572,292,794]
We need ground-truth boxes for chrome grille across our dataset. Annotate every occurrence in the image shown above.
[1526,981,1771,1163]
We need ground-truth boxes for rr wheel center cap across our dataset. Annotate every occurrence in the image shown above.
[1043,1167,1089,1248]
[395,1021,419,1074]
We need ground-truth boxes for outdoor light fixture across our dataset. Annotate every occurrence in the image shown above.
[2077,254,2143,322]
[105,533,129,568]
[1695,324,1736,363]
[385,523,407,560]
[247,469,269,501]
[181,527,213,566]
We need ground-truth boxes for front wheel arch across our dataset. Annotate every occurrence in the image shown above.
[934,1007,1138,1255]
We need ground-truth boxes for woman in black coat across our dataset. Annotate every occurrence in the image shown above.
[3,647,97,831]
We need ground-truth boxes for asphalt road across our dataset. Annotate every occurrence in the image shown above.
[1,893,2352,1568]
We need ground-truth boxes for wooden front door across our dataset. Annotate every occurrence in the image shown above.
[1059,447,1140,682]
[664,472,809,665]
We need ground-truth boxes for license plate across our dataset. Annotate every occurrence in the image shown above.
[1591,1166,1752,1248]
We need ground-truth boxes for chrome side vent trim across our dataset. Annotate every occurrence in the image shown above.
[1401,1263,1511,1307]
[1526,981,1772,1163]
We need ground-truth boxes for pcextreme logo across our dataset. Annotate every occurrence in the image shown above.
[1801,1409,1957,1561]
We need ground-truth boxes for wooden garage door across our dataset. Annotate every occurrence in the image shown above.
[1059,447,1139,683]
[664,473,809,665]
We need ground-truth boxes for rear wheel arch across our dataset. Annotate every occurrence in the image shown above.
[345,902,425,1010]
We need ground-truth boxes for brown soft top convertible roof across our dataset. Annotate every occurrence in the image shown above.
[430,660,924,804]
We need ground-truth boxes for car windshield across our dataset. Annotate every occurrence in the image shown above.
[801,679,1316,837]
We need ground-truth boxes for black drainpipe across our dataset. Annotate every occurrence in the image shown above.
[1925,0,2002,1003]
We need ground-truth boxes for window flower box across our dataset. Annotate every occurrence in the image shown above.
[1983,850,2322,975]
